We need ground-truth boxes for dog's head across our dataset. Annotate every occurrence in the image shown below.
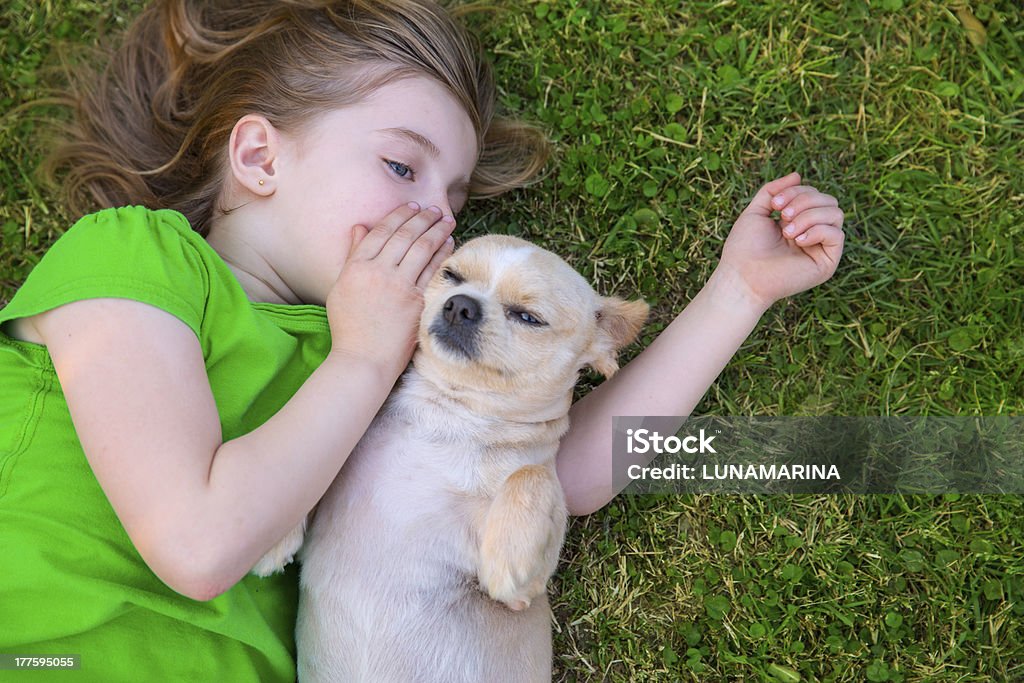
[413,235,648,421]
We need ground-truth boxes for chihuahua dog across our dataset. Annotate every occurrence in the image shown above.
[257,235,647,682]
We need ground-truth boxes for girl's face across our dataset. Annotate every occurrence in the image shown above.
[258,76,479,305]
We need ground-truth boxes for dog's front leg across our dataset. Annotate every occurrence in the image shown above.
[251,515,310,577]
[478,464,568,610]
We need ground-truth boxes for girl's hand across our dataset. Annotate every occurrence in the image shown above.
[326,203,456,378]
[718,172,845,311]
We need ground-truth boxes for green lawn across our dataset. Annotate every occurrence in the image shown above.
[2,1,1022,680]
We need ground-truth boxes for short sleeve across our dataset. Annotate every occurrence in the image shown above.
[0,207,212,339]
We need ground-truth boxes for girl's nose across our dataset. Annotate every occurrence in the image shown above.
[427,202,453,220]
[418,192,454,220]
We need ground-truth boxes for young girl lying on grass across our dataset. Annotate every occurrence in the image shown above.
[0,0,843,679]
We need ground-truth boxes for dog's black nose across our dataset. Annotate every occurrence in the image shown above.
[443,294,482,326]
[431,294,484,360]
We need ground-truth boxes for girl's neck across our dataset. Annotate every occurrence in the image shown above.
[221,259,297,306]
[205,223,301,306]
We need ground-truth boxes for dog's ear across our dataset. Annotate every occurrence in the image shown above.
[586,296,649,378]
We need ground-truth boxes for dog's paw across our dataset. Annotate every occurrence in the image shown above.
[478,464,567,610]
[479,551,542,610]
[251,520,306,577]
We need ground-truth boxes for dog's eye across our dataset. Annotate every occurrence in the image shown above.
[441,268,464,284]
[507,308,547,327]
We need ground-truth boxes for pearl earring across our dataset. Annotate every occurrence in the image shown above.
[258,178,265,186]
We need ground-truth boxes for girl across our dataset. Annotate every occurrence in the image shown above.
[0,0,844,680]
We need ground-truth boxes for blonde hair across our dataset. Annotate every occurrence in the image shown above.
[43,0,549,235]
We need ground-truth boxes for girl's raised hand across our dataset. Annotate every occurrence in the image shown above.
[326,203,456,378]
[718,172,845,311]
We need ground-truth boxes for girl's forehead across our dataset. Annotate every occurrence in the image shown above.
[363,77,476,131]
[310,77,478,163]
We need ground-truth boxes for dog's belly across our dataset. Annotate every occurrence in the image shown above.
[297,412,553,683]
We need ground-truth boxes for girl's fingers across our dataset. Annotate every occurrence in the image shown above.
[793,224,846,254]
[781,206,845,239]
[350,202,423,260]
[415,235,456,290]
[344,224,370,259]
[776,189,840,222]
[349,204,457,284]
[772,185,833,212]
[396,217,456,284]
[742,172,802,217]
[376,206,451,267]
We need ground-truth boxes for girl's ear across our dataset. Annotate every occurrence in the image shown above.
[586,296,650,378]
[228,114,281,196]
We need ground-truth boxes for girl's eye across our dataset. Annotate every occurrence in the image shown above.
[507,308,547,327]
[386,159,414,179]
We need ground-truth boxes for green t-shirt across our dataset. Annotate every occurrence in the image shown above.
[0,206,332,681]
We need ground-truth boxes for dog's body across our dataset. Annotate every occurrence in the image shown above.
[297,369,565,681]
[257,235,647,682]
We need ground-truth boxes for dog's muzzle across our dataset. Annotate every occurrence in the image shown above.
[428,294,482,360]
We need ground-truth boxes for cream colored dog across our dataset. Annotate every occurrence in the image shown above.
[259,235,647,682]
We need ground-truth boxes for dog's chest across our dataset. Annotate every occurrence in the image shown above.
[350,411,488,496]
[320,409,489,542]
[308,384,563,589]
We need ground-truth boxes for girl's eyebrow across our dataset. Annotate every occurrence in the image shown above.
[376,127,441,159]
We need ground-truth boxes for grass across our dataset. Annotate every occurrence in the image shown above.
[2,0,1023,681]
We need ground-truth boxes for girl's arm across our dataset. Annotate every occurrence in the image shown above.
[32,205,454,601]
[557,266,766,515]
[557,173,845,515]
